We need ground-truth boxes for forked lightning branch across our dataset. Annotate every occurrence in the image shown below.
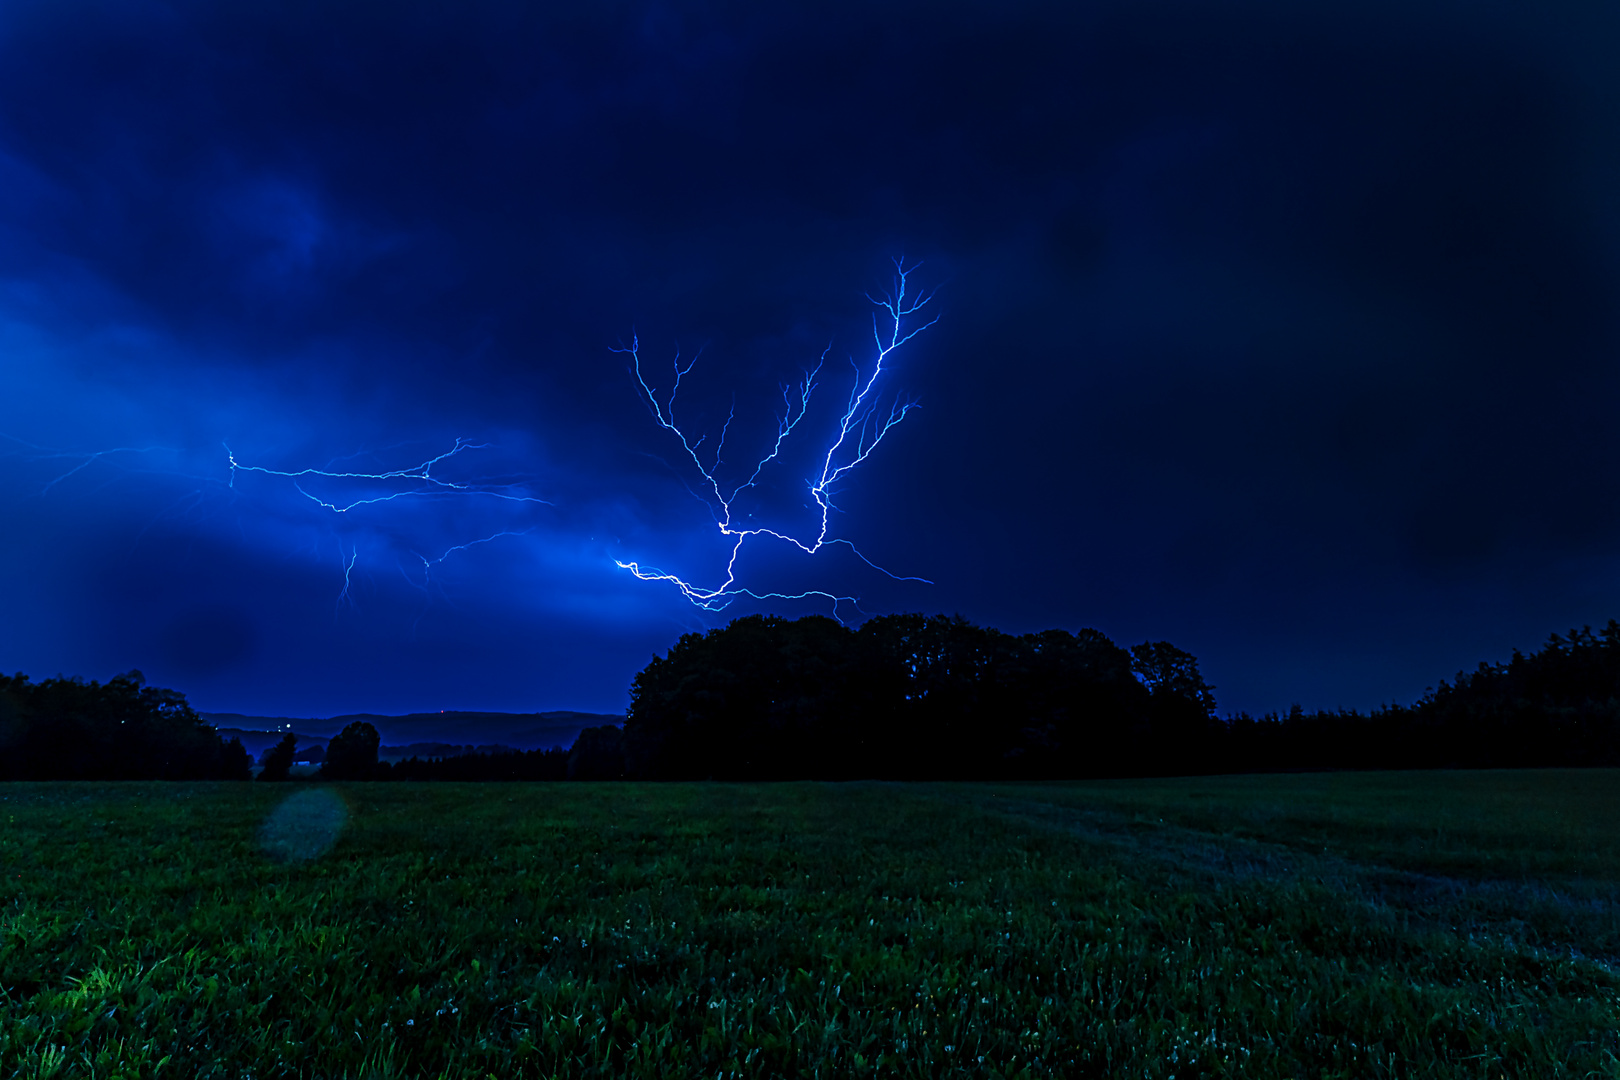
[614,258,937,618]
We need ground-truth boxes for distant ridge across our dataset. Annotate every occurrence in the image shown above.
[202,710,619,756]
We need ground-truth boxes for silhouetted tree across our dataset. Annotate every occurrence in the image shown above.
[568,725,626,779]
[321,721,380,780]
[1129,641,1218,715]
[258,733,297,782]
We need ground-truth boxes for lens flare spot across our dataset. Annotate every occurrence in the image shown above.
[259,788,348,862]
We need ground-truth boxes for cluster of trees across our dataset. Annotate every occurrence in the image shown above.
[623,614,1217,779]
[258,722,392,781]
[0,670,250,780]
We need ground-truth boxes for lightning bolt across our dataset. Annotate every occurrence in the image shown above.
[2,435,208,496]
[223,439,553,607]
[224,437,552,513]
[335,542,359,619]
[614,258,937,619]
[37,446,172,494]
[6,260,930,626]
[1,435,237,544]
[396,528,539,634]
[410,529,539,590]
[7,431,554,615]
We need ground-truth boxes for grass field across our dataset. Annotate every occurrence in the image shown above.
[3,771,1619,1078]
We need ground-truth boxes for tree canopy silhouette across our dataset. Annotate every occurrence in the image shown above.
[321,721,381,780]
[0,669,250,780]
[257,733,297,782]
[623,613,1220,780]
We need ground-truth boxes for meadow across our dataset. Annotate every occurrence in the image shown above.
[3,771,1618,1078]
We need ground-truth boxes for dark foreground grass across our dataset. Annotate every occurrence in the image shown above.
[3,772,1619,1078]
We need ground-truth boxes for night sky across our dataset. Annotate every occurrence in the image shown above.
[4,0,1620,721]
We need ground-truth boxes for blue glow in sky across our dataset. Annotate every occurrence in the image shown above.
[4,0,1620,720]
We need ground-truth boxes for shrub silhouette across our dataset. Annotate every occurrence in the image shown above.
[257,734,297,781]
[320,721,380,780]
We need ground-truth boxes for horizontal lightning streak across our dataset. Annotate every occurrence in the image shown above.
[225,439,552,608]
[225,438,552,512]
[411,528,537,587]
[1,435,198,495]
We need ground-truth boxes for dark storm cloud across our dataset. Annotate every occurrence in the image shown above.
[159,604,259,677]
[2,0,1619,717]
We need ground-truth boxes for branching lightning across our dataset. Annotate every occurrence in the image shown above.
[223,439,552,610]
[396,528,538,633]
[6,261,932,628]
[9,425,554,619]
[38,446,171,495]
[3,435,203,495]
[614,258,937,618]
[2,435,235,541]
[410,529,539,589]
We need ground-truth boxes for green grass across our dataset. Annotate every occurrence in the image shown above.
[3,772,1618,1078]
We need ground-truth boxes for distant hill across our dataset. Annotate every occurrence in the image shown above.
[203,710,619,757]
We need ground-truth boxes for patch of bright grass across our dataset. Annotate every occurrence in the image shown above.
[3,772,1618,1077]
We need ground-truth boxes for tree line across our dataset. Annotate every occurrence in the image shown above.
[1223,622,1620,772]
[617,614,1620,778]
[8,615,1620,781]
